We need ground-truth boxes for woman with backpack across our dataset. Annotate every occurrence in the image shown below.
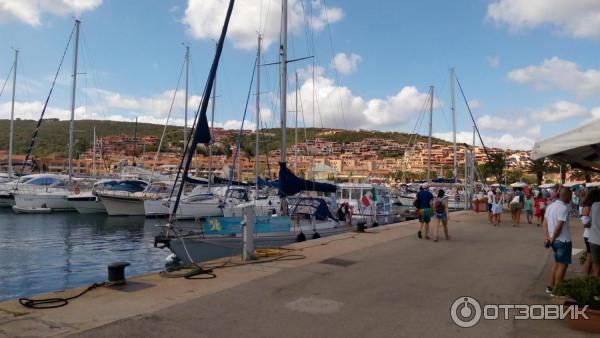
[433,189,450,242]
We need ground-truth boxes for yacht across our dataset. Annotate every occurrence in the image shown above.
[95,179,149,216]
[66,179,120,214]
[11,174,75,212]
[335,182,398,226]
[145,185,249,219]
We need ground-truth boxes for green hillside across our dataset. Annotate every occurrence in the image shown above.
[0,119,448,158]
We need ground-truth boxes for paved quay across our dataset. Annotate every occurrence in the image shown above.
[0,211,594,337]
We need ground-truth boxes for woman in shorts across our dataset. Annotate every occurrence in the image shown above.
[492,190,504,226]
[433,189,449,242]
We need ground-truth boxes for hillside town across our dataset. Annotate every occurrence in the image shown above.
[0,127,536,183]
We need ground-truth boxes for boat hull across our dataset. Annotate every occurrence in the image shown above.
[155,225,351,265]
[0,193,14,207]
[13,192,74,211]
[172,200,224,219]
[144,199,170,217]
[67,195,106,214]
[99,195,145,216]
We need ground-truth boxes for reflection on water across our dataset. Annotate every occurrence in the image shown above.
[0,210,195,302]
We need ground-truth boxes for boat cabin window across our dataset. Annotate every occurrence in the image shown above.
[27,177,63,186]
[342,189,350,199]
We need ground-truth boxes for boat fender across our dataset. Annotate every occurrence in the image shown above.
[312,232,320,239]
[296,232,306,242]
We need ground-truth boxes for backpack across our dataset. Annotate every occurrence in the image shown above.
[434,197,445,214]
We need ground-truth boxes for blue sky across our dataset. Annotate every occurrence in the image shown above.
[0,0,599,150]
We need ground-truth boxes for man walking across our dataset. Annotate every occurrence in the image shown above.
[416,184,434,239]
[543,187,573,294]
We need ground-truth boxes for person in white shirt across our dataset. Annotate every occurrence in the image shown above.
[543,187,572,294]
[487,186,496,223]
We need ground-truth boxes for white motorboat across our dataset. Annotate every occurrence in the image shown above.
[12,174,76,212]
[67,179,122,214]
[95,180,149,216]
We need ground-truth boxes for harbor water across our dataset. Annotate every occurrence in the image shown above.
[0,209,188,302]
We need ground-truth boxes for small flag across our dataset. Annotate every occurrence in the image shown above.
[361,194,370,207]
[371,187,377,202]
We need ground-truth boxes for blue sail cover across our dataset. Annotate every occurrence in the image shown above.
[278,162,337,197]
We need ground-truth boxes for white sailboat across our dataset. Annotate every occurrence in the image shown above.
[154,0,351,266]
[12,20,82,213]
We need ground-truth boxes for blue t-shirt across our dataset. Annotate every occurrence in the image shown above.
[416,190,434,209]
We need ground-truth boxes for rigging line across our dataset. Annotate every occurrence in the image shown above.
[299,0,323,129]
[0,62,14,100]
[150,55,186,183]
[167,72,209,201]
[456,75,498,186]
[321,0,346,129]
[80,32,111,120]
[17,23,75,184]
[225,56,257,199]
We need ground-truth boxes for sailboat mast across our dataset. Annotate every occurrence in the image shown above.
[450,67,457,182]
[294,71,298,172]
[255,34,261,196]
[184,45,189,148]
[280,0,288,165]
[427,85,433,182]
[133,116,138,166]
[68,20,80,186]
[208,43,217,191]
[92,125,96,176]
[8,49,18,179]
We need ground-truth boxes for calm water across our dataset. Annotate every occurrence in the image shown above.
[0,209,188,302]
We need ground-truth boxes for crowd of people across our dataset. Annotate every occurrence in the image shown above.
[416,181,600,296]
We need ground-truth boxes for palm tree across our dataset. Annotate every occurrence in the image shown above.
[527,159,546,186]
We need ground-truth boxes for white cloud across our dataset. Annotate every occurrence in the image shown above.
[182,0,343,50]
[433,131,534,150]
[487,56,500,68]
[477,115,526,131]
[487,0,600,39]
[468,100,482,110]
[0,0,103,26]
[331,52,361,75]
[508,57,600,98]
[290,66,437,130]
[531,101,587,122]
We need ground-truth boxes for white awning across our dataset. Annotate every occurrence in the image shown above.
[531,120,600,171]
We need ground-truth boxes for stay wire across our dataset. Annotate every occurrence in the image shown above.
[16,23,75,184]
[0,62,14,100]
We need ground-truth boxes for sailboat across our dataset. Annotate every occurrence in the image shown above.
[12,20,83,213]
[154,0,348,266]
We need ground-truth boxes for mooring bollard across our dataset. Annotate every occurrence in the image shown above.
[107,261,130,286]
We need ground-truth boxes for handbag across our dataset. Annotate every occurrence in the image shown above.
[510,196,520,205]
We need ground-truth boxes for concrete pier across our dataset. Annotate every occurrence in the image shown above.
[0,211,592,337]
